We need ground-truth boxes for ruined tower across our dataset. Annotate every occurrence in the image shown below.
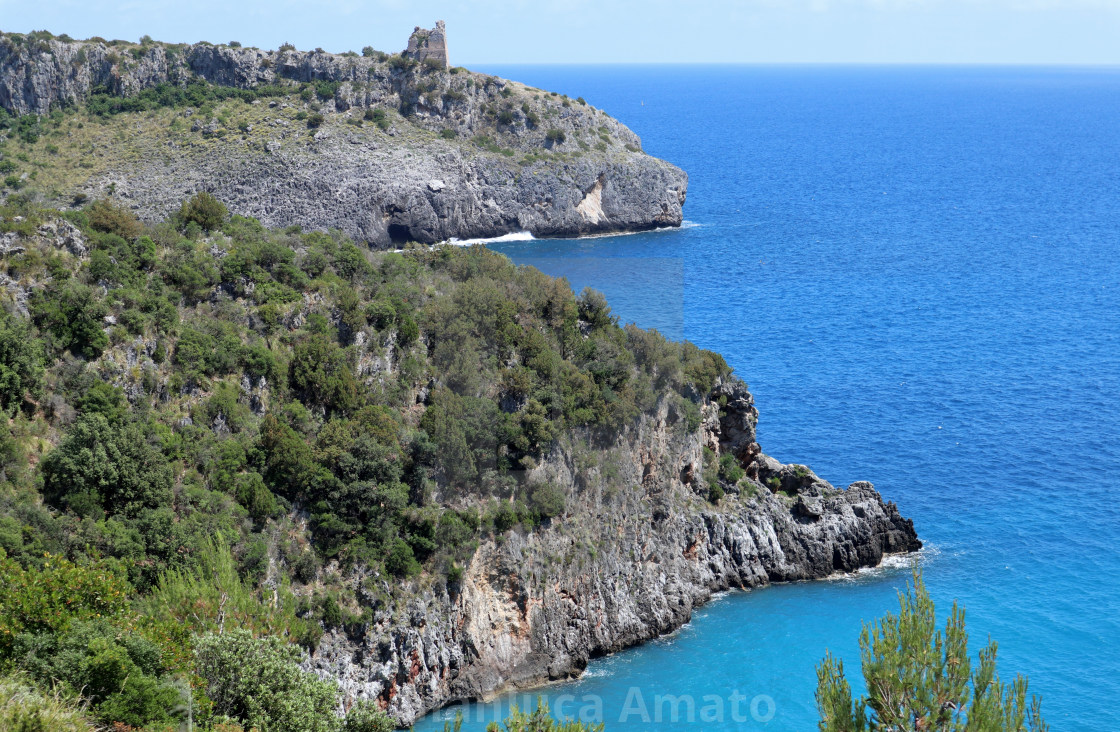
[403,21,449,69]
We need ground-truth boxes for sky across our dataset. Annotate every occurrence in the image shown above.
[2,0,1119,65]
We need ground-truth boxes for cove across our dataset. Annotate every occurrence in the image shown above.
[415,64,1120,730]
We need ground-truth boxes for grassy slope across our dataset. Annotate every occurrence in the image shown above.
[1,79,635,211]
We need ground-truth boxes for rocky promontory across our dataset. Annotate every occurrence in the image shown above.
[0,26,687,246]
[310,379,919,724]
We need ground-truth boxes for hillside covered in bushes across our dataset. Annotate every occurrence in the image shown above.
[0,191,732,730]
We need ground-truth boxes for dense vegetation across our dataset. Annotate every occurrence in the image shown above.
[0,192,731,729]
[816,572,1048,731]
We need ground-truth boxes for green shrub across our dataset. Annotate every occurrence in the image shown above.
[194,630,339,732]
[314,81,340,100]
[12,620,180,727]
[681,342,731,394]
[388,54,416,72]
[488,698,604,732]
[173,322,242,380]
[288,335,358,414]
[385,538,420,577]
[718,452,744,484]
[145,539,310,645]
[0,551,133,658]
[435,512,474,550]
[545,128,566,145]
[76,380,128,424]
[577,288,614,330]
[364,107,390,130]
[0,310,44,416]
[87,78,293,116]
[317,595,344,628]
[87,198,143,239]
[343,700,397,732]
[701,447,721,503]
[493,501,518,533]
[41,414,173,519]
[235,472,280,521]
[179,191,228,232]
[676,396,702,432]
[528,482,566,520]
[0,672,97,732]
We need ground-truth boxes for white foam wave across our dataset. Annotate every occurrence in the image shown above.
[438,221,701,248]
[446,231,537,246]
[823,545,940,583]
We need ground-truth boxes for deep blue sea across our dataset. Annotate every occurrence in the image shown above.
[414,66,1120,731]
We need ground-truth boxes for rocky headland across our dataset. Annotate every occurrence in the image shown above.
[0,216,921,726]
[0,25,687,247]
[308,378,919,724]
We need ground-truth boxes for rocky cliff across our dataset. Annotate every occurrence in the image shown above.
[1,206,920,727]
[308,379,919,724]
[0,29,686,247]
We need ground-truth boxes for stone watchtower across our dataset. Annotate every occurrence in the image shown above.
[403,21,449,69]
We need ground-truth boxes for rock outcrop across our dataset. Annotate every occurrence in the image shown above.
[307,379,920,724]
[0,30,687,246]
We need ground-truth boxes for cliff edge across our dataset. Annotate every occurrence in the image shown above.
[311,379,920,724]
[0,27,687,247]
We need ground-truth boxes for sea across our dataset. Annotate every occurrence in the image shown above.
[414,65,1120,731]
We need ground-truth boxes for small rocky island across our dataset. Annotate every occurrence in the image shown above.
[0,23,688,247]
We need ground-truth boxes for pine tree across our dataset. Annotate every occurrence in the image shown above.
[816,572,1047,732]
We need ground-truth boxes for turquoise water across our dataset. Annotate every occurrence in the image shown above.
[414,66,1120,731]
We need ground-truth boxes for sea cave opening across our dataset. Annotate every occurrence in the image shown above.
[387,223,411,245]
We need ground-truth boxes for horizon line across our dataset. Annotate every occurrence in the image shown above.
[464,61,1120,68]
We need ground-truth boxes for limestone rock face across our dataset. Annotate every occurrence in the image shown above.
[403,21,449,69]
[94,131,687,248]
[306,379,921,725]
